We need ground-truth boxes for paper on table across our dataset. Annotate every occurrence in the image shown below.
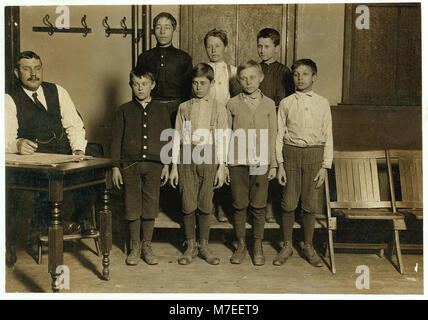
[6,153,94,166]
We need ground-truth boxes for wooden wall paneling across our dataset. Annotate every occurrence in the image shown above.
[190,5,238,66]
[180,5,192,55]
[5,6,20,93]
[342,4,353,104]
[285,4,296,68]
[395,5,421,105]
[350,5,399,105]
[342,3,421,106]
[237,4,283,65]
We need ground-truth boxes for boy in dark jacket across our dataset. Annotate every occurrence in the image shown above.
[111,69,171,266]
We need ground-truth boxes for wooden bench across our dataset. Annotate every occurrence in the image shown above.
[325,150,407,274]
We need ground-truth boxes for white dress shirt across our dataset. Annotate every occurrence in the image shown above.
[5,84,87,153]
[208,61,237,108]
[276,90,333,168]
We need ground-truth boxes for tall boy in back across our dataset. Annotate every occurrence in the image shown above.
[275,59,333,267]
[169,63,228,265]
[136,12,193,126]
[111,69,171,266]
[257,28,294,223]
[226,60,277,266]
[204,28,242,223]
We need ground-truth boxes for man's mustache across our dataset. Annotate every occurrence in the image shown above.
[27,77,40,81]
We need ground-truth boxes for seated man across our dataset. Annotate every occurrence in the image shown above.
[5,51,97,244]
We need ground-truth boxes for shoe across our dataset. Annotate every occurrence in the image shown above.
[199,239,220,265]
[302,243,323,267]
[252,239,265,266]
[230,238,247,264]
[81,220,97,236]
[265,203,276,223]
[178,239,198,265]
[126,240,142,265]
[141,240,159,265]
[217,206,228,222]
[273,241,293,266]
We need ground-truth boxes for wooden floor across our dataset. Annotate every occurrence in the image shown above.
[6,234,423,294]
[6,191,423,294]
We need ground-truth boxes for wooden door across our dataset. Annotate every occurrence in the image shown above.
[181,4,295,68]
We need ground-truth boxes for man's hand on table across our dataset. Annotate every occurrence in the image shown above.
[17,138,38,155]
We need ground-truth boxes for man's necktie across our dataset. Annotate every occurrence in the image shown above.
[32,92,46,111]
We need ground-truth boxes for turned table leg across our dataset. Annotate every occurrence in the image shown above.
[99,187,112,280]
[48,177,64,292]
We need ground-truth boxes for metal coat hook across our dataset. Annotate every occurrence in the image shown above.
[120,17,128,38]
[81,15,89,37]
[33,14,92,36]
[102,16,111,37]
[43,14,55,35]
[102,16,142,38]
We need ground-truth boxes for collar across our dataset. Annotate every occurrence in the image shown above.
[22,85,43,99]
[294,90,314,99]
[209,61,227,68]
[261,60,277,66]
[242,89,262,100]
[192,95,211,103]
[156,44,174,50]
[135,96,152,107]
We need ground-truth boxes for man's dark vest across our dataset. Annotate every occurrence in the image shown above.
[8,82,72,154]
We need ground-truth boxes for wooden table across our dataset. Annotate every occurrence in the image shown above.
[6,157,113,292]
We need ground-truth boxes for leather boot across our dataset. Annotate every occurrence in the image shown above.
[141,240,159,265]
[273,241,293,266]
[126,240,142,265]
[178,239,198,265]
[230,238,247,264]
[252,239,265,266]
[302,243,323,267]
[199,239,220,265]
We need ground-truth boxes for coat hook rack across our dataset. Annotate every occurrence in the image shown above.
[33,14,91,36]
[102,16,143,41]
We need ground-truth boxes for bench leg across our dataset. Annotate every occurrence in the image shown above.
[394,230,404,275]
[328,229,336,274]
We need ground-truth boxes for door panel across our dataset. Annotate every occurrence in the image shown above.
[237,4,284,65]
[182,4,288,68]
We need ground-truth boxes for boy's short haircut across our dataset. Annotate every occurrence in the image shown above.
[153,12,177,31]
[292,59,317,74]
[257,28,280,46]
[15,51,42,68]
[204,28,228,47]
[129,68,155,84]
[191,63,214,82]
[237,60,263,77]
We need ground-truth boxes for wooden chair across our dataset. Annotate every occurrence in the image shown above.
[325,150,407,274]
[386,149,422,250]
